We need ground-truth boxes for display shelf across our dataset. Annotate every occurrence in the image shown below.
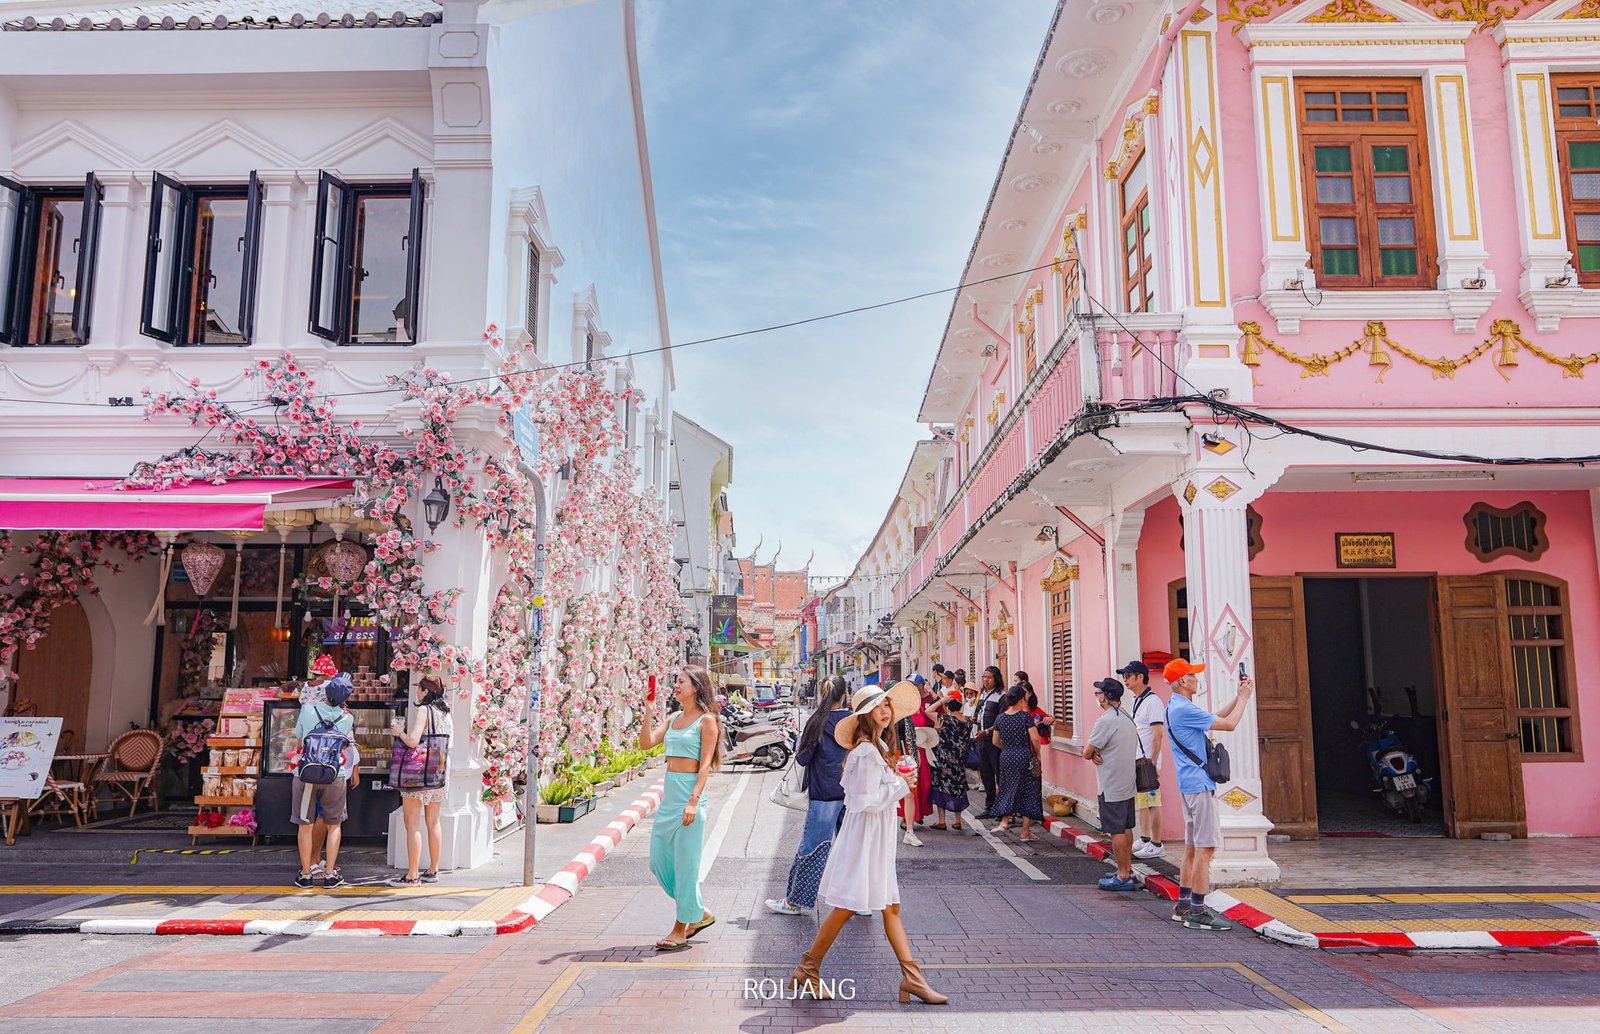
[192,706,263,845]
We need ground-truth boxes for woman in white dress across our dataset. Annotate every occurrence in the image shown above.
[790,683,948,1006]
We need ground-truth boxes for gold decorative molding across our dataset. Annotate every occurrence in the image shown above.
[1183,481,1199,504]
[1308,0,1399,21]
[1561,0,1600,17]
[962,609,981,627]
[1204,477,1241,501]
[1039,554,1079,590]
[990,605,1015,641]
[1428,0,1528,28]
[1239,318,1599,382]
[1104,91,1160,180]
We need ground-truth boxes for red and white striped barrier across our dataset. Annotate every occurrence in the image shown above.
[1039,816,1600,951]
[46,781,667,939]
[495,780,664,934]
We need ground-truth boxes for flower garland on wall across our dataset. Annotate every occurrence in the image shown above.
[176,607,227,693]
[126,333,679,804]
[0,530,161,684]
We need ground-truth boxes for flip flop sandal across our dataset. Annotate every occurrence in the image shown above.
[929,823,948,830]
[1018,834,1040,842]
[687,913,717,938]
[655,939,692,953]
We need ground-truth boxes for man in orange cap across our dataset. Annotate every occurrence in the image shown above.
[1162,657,1254,932]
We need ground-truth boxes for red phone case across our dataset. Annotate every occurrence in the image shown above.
[647,674,657,702]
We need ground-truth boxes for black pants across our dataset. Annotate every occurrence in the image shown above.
[978,740,1000,812]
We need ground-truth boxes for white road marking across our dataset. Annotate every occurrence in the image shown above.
[965,808,1050,881]
[699,770,752,880]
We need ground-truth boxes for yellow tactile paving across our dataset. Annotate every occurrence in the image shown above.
[220,885,531,923]
[1236,887,1599,933]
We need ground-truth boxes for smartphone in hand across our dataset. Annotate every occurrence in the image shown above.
[647,674,657,703]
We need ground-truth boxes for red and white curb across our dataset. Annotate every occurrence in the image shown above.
[494,780,663,934]
[40,781,665,939]
[1040,816,1600,951]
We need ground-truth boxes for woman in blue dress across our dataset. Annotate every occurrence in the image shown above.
[767,675,851,915]
[638,667,721,951]
[989,686,1044,841]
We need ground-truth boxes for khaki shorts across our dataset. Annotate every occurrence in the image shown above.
[1134,788,1161,809]
[1181,791,1221,849]
[291,775,349,825]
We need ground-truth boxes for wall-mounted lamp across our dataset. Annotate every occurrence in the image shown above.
[422,477,451,533]
[1201,432,1236,455]
[1462,265,1489,290]
[1034,525,1058,546]
[1545,263,1577,289]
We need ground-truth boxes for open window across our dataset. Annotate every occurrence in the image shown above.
[308,168,426,345]
[140,172,265,345]
[1118,152,1154,312]
[0,174,103,346]
[1552,74,1600,287]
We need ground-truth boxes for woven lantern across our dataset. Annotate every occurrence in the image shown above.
[317,538,368,620]
[180,541,226,598]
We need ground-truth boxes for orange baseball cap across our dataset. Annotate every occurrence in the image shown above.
[1162,658,1206,682]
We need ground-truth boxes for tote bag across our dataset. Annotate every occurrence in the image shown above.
[389,707,449,790]
[770,758,809,811]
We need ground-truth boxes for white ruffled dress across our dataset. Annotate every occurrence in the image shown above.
[816,742,910,913]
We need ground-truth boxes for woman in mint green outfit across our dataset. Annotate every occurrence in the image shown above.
[639,667,722,951]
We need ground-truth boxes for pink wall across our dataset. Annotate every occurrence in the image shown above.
[1135,490,1600,836]
[1215,30,1600,409]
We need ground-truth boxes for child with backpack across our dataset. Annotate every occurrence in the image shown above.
[291,672,359,888]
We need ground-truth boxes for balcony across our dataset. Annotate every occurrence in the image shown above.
[895,312,1182,612]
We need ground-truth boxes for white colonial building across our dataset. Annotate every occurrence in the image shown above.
[0,0,673,869]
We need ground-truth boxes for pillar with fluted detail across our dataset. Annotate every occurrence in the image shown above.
[1173,469,1279,885]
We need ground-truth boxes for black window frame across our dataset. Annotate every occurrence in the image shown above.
[525,242,541,348]
[307,168,426,345]
[140,172,265,346]
[0,173,103,347]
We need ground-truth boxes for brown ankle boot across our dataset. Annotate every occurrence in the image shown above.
[896,959,949,1005]
[788,951,833,1000]
[788,907,853,1001]
[882,905,948,1005]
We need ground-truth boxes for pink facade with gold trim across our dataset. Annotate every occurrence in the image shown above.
[878,0,1600,883]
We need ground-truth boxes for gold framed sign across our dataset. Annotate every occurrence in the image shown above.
[1335,532,1396,569]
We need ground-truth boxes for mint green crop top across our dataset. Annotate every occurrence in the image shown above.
[664,713,706,760]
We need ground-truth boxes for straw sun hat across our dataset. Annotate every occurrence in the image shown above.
[834,680,923,749]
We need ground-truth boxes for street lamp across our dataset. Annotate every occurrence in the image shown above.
[422,476,451,532]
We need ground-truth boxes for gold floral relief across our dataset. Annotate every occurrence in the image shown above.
[1307,0,1399,21]
[1560,0,1600,16]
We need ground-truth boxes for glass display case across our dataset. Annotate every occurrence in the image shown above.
[256,698,401,839]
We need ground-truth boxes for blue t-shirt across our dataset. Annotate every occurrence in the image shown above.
[1166,693,1217,794]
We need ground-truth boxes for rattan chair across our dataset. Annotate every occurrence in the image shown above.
[30,775,90,828]
[93,729,165,818]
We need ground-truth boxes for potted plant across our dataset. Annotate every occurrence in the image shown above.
[537,776,586,823]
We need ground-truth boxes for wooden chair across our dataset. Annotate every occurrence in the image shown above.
[93,729,165,818]
[1,799,26,845]
[29,776,90,828]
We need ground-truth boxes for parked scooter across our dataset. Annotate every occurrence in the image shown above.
[1350,686,1432,822]
[722,706,796,770]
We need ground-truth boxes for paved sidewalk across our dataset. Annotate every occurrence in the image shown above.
[1041,814,1600,951]
[0,778,662,937]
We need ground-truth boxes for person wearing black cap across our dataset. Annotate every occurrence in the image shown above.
[1084,677,1138,890]
[1119,660,1166,860]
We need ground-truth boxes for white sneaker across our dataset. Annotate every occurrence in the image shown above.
[1132,840,1164,859]
[902,830,923,847]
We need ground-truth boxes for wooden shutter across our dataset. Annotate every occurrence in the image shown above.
[1250,576,1317,839]
[1050,586,1073,738]
[1436,576,1527,838]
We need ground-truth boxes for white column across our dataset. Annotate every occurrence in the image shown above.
[1106,509,1144,666]
[386,514,496,871]
[1175,469,1278,885]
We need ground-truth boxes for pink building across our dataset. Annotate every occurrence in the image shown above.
[889,0,1600,882]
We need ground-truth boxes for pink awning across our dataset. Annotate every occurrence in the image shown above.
[0,477,357,532]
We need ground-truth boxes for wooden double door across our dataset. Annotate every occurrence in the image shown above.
[1250,575,1526,840]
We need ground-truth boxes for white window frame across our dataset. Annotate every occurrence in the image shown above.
[1243,11,1498,333]
[506,186,564,357]
[1498,10,1600,330]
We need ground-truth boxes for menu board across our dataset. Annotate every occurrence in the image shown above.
[0,716,63,800]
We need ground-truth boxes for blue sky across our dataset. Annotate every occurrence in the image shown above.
[637,0,1057,577]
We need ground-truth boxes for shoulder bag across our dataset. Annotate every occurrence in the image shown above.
[1131,694,1159,794]
[388,706,450,790]
[1173,731,1231,786]
[770,756,810,812]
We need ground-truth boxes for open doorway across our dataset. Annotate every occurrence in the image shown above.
[1303,578,1446,837]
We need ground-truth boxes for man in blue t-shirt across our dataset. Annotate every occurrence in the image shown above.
[1162,658,1254,932]
[290,674,359,889]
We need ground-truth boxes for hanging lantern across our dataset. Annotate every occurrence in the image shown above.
[317,538,368,621]
[422,477,450,532]
[180,541,226,598]
[223,529,258,630]
[264,509,315,627]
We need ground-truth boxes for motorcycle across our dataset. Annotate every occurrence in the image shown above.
[722,706,796,770]
[1350,689,1432,822]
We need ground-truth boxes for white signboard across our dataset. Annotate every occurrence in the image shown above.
[0,716,63,800]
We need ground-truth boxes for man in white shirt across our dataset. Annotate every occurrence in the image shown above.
[1120,660,1167,860]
